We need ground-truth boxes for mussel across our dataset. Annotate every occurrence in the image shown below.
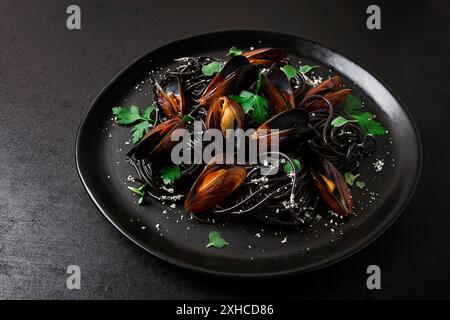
[184,157,247,214]
[253,109,314,148]
[199,55,258,107]
[134,118,184,160]
[262,68,295,114]
[205,96,245,136]
[155,76,185,118]
[310,159,353,216]
[301,76,351,111]
[243,48,286,66]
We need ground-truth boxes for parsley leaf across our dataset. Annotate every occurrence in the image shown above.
[283,159,302,174]
[299,64,319,74]
[331,116,356,128]
[230,91,269,124]
[226,46,243,57]
[255,73,264,94]
[201,61,222,76]
[230,90,253,112]
[281,64,297,79]
[131,121,150,144]
[128,184,146,205]
[352,112,373,124]
[343,94,362,115]
[142,105,155,121]
[182,114,195,123]
[112,105,155,144]
[229,74,268,124]
[355,181,366,189]
[112,106,141,124]
[341,95,386,135]
[206,231,229,248]
[344,172,360,186]
[160,165,182,185]
[352,112,386,136]
[345,173,366,189]
[250,95,269,124]
[361,117,387,135]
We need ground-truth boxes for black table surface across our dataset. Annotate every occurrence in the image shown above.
[1,0,449,299]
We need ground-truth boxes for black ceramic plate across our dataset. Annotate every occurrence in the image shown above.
[76,30,421,278]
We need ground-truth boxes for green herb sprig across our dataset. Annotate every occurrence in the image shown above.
[159,165,182,185]
[281,64,319,79]
[127,184,146,205]
[355,181,365,189]
[280,64,297,79]
[283,159,302,174]
[343,94,362,115]
[201,61,221,76]
[230,74,269,124]
[226,46,243,57]
[344,172,360,186]
[299,64,319,74]
[344,172,366,189]
[182,114,195,123]
[112,105,155,144]
[206,231,229,248]
[331,94,386,136]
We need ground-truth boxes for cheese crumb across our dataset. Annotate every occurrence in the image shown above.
[373,159,384,172]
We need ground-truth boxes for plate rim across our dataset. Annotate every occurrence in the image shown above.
[75,29,423,278]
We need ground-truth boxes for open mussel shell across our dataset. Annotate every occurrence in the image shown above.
[303,89,351,111]
[184,158,247,214]
[205,96,244,136]
[263,68,295,114]
[323,89,351,107]
[304,76,341,98]
[301,76,350,110]
[310,159,353,217]
[258,108,309,131]
[243,47,287,66]
[253,109,314,148]
[199,55,258,106]
[134,118,184,160]
[155,76,185,118]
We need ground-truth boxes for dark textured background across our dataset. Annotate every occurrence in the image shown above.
[0,0,449,299]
